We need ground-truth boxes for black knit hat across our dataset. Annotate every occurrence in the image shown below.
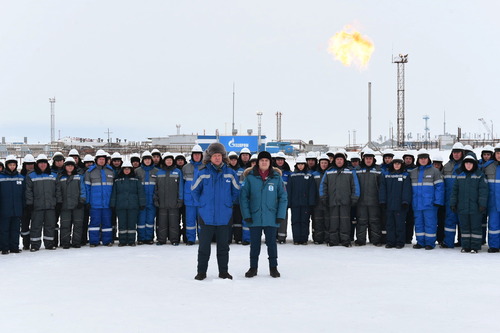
[258,151,272,162]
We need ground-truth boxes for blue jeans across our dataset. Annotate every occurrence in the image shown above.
[250,227,278,268]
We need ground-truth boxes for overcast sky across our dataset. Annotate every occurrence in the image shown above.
[1,1,499,146]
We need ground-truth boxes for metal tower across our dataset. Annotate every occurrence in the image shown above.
[276,112,282,142]
[423,115,430,147]
[393,54,408,148]
[49,97,56,143]
[256,111,263,151]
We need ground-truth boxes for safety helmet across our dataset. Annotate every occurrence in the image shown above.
[5,155,17,164]
[162,152,174,160]
[83,154,94,163]
[36,154,49,163]
[250,154,258,161]
[24,154,36,163]
[121,159,133,168]
[392,153,404,163]
[141,151,152,159]
[432,154,444,163]
[228,151,238,159]
[52,151,65,161]
[111,152,122,160]
[306,152,317,160]
[95,149,107,158]
[481,145,494,154]
[495,142,500,152]
[451,142,464,151]
[276,152,286,159]
[296,156,307,164]
[417,148,430,157]
[240,148,251,155]
[64,157,76,165]
[191,145,203,153]
[382,150,394,157]
[363,148,376,157]
[151,149,162,156]
[68,149,79,157]
[130,153,141,162]
[350,153,361,161]
[463,145,473,152]
[318,154,330,162]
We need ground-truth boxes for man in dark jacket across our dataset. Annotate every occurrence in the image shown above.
[191,143,240,280]
[355,149,382,246]
[319,152,359,247]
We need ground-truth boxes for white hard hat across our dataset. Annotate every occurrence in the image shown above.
[463,155,477,162]
[463,145,473,151]
[392,153,404,162]
[228,151,238,159]
[121,159,133,168]
[111,152,122,160]
[482,145,494,154]
[240,148,251,155]
[382,149,394,157]
[326,150,335,157]
[350,153,361,161]
[191,145,203,153]
[36,154,49,162]
[452,142,464,150]
[68,149,79,157]
[141,151,152,159]
[64,157,76,165]
[52,152,65,161]
[494,142,500,152]
[130,153,141,160]
[95,149,107,158]
[276,152,286,159]
[417,149,430,157]
[151,149,161,156]
[363,148,375,157]
[432,154,444,163]
[83,154,94,163]
[24,154,36,163]
[296,156,307,164]
[250,154,258,161]
[5,155,17,164]
[318,154,330,162]
[306,152,317,159]
[162,152,174,160]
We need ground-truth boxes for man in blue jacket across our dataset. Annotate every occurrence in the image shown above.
[191,143,240,280]
[0,155,25,254]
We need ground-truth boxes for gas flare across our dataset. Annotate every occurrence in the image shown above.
[328,25,374,69]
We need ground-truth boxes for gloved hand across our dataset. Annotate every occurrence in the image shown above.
[401,203,409,210]
[176,199,184,208]
[77,202,84,209]
[244,218,253,224]
[26,204,34,211]
[450,206,457,213]
[139,205,145,210]
[276,218,285,225]
[479,206,486,213]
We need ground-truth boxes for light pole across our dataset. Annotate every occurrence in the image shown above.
[256,111,263,152]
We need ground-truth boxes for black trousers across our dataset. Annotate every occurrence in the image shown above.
[197,223,230,274]
[329,205,351,245]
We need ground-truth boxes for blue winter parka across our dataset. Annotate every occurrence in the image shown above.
[191,162,240,225]
[379,167,412,211]
[239,167,288,227]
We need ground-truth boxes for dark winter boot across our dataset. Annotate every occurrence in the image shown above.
[218,272,233,280]
[461,248,471,253]
[245,268,258,278]
[424,245,433,250]
[194,272,207,281]
[413,244,423,249]
[270,267,281,278]
[488,248,499,253]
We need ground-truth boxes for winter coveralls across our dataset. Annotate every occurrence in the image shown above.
[410,164,445,248]
[85,164,114,246]
[0,169,24,252]
[134,164,158,242]
[356,164,382,245]
[56,172,86,248]
[110,172,146,245]
[287,169,316,243]
[25,170,58,250]
[379,167,412,247]
[450,166,488,251]
[484,160,500,249]
[443,157,463,247]
[312,169,329,243]
[182,159,202,243]
[154,165,184,244]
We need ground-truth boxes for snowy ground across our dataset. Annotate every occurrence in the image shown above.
[2,236,499,333]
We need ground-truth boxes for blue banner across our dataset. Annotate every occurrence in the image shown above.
[218,136,259,153]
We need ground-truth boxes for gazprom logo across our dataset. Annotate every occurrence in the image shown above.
[228,138,249,148]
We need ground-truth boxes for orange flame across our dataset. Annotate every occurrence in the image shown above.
[328,25,374,69]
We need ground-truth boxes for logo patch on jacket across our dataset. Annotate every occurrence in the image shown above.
[268,185,274,191]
